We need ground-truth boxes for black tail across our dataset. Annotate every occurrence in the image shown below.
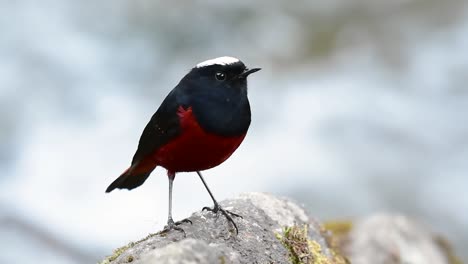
[105,168,152,193]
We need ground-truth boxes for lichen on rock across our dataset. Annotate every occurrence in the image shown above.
[99,194,461,264]
[100,193,340,264]
[276,224,348,264]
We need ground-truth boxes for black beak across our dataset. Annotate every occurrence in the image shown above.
[239,67,261,78]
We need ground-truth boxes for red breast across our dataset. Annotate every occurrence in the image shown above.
[152,106,246,174]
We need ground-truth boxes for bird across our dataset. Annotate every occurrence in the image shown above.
[106,56,260,235]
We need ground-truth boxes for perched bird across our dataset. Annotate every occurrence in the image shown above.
[106,56,260,234]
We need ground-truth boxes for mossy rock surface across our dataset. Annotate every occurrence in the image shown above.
[100,194,461,264]
[100,192,344,264]
[276,224,349,264]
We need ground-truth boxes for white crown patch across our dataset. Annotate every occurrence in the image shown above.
[196,56,240,68]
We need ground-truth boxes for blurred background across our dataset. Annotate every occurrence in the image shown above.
[1,0,468,263]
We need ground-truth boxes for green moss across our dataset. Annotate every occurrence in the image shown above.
[275,225,311,263]
[322,220,353,264]
[322,220,353,236]
[98,233,158,264]
[219,255,226,264]
[309,240,334,264]
[275,224,348,264]
[98,244,131,264]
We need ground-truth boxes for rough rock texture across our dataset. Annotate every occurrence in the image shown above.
[101,194,461,264]
[100,192,344,264]
[327,214,462,264]
[141,239,224,263]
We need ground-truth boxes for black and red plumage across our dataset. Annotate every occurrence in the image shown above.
[106,56,260,234]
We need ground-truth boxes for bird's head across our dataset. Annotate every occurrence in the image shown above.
[181,56,261,93]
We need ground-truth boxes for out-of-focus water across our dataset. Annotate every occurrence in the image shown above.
[1,0,468,263]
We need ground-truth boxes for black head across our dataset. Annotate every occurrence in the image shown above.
[175,56,260,136]
[182,56,260,92]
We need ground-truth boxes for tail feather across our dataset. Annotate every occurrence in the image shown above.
[105,165,154,193]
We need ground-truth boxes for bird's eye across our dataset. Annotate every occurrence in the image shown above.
[215,72,226,81]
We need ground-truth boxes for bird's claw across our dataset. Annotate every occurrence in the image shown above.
[176,218,193,225]
[202,205,242,234]
[161,218,192,237]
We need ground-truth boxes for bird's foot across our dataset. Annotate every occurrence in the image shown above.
[161,218,192,237]
[202,204,242,234]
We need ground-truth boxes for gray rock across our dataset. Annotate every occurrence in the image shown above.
[101,194,460,264]
[101,192,340,264]
[343,213,454,264]
[141,239,225,264]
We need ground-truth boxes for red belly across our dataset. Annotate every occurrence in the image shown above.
[153,106,246,174]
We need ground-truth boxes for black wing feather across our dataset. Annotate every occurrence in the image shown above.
[131,89,182,165]
[105,89,182,192]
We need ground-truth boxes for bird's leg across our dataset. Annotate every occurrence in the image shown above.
[161,173,191,236]
[196,171,242,234]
